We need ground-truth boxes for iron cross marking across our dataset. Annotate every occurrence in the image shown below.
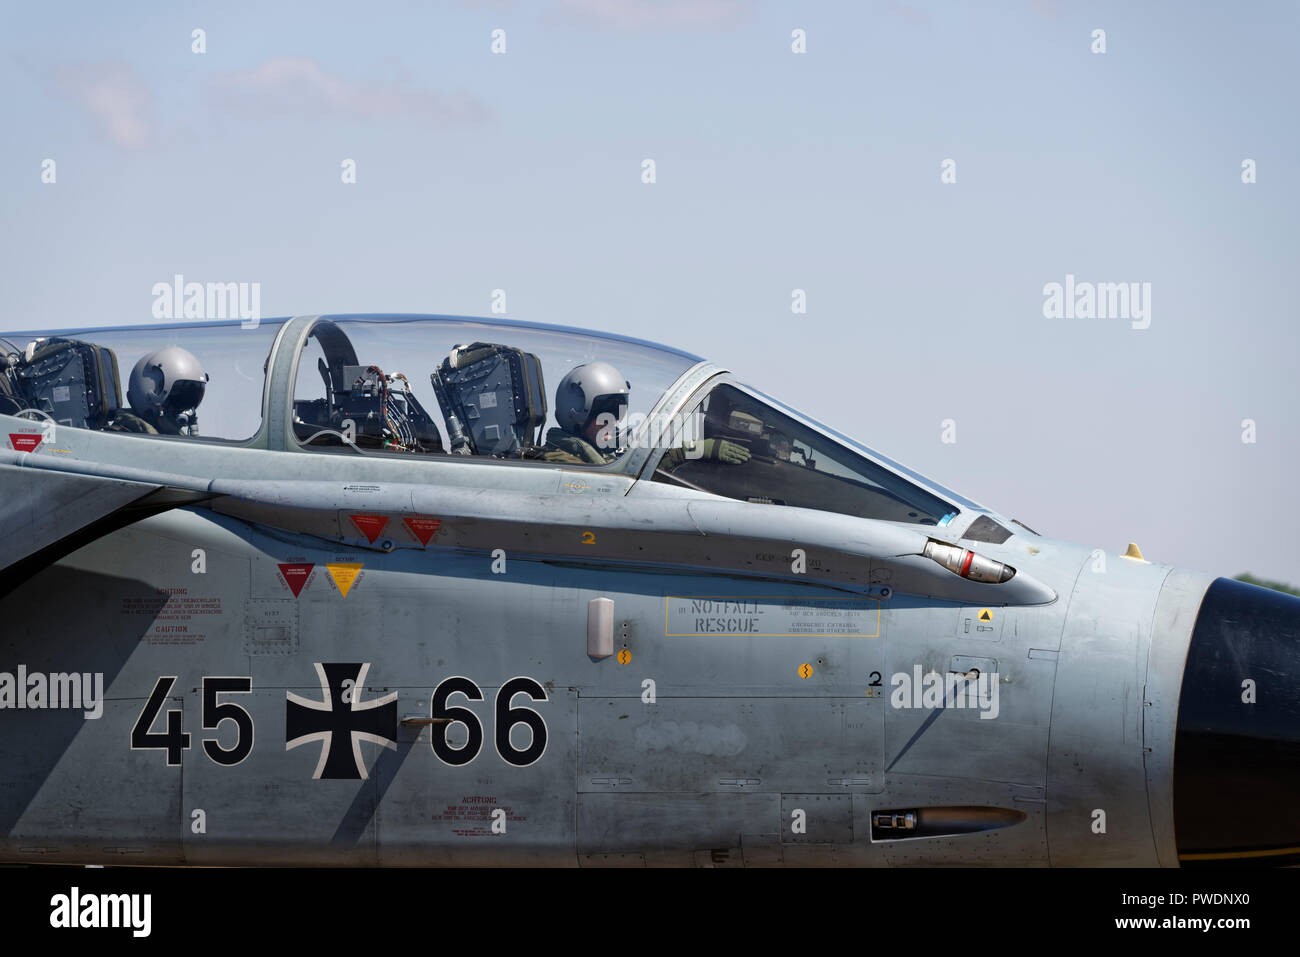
[285,663,398,779]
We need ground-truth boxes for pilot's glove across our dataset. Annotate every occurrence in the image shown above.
[704,438,750,465]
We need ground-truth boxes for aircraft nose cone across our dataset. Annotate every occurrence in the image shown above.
[1174,577,1300,865]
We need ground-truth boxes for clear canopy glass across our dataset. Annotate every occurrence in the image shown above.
[293,316,701,456]
[0,314,977,525]
[0,319,283,441]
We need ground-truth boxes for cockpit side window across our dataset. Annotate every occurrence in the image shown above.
[287,317,697,469]
[652,383,958,526]
[0,323,279,442]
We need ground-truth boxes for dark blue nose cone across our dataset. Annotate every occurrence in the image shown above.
[1175,577,1300,865]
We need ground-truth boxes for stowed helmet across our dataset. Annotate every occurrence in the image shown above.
[555,361,630,434]
[128,346,209,434]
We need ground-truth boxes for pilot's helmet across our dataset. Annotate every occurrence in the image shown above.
[128,346,209,434]
[555,361,630,434]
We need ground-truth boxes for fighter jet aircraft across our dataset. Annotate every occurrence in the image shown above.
[0,313,1295,866]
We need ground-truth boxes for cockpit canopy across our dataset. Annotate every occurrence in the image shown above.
[0,320,282,440]
[0,315,698,447]
[1,314,976,527]
[289,317,697,458]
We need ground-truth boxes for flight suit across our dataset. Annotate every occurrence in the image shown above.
[105,411,159,434]
[533,428,617,465]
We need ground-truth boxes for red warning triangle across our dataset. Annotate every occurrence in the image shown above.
[403,516,442,546]
[351,514,389,543]
[277,563,315,598]
[9,433,42,452]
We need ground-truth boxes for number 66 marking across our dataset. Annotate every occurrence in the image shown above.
[429,676,548,768]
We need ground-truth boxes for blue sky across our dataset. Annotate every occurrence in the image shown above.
[2,0,1298,581]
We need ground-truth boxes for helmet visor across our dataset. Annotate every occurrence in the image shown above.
[587,393,627,427]
[165,378,206,415]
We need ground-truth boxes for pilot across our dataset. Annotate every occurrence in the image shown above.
[536,362,751,468]
[536,362,631,465]
[114,346,210,436]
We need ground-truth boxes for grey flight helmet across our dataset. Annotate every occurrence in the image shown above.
[555,361,630,436]
[128,346,209,434]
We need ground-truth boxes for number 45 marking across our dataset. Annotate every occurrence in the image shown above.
[130,676,254,767]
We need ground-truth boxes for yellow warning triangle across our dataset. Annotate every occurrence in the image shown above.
[978,609,992,622]
[326,562,364,597]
